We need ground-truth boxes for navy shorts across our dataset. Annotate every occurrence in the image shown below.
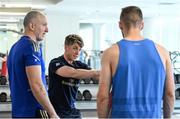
[35,109,49,118]
[57,108,81,118]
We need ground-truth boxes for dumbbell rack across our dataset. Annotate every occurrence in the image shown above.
[174,77,180,109]
[75,81,99,110]
[74,50,101,111]
[0,81,99,112]
[175,74,180,99]
[2,82,180,112]
[0,84,11,112]
[169,51,180,109]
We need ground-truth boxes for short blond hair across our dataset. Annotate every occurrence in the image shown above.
[65,34,84,48]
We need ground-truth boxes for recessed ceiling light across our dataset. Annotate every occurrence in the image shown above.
[0,18,19,23]
[3,3,46,9]
[0,12,26,16]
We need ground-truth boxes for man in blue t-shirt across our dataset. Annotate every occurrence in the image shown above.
[97,6,175,118]
[7,11,58,118]
[48,34,99,118]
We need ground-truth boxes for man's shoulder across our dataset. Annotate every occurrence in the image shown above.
[16,36,36,52]
[101,43,119,63]
[155,43,166,50]
[155,43,168,54]
[154,43,169,63]
[104,43,119,55]
[9,38,30,55]
[50,55,64,65]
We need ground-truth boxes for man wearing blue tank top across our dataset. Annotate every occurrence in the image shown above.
[97,6,175,118]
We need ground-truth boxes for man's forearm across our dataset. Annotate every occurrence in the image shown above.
[97,97,110,118]
[163,95,175,118]
[75,69,99,79]
[30,82,57,117]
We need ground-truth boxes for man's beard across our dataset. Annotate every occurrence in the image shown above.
[36,37,43,41]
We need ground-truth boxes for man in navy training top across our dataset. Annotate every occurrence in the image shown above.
[48,34,99,118]
[7,11,59,118]
[97,6,175,118]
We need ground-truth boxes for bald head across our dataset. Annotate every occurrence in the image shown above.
[23,11,48,41]
[23,11,45,28]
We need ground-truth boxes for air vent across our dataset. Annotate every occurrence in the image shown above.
[158,2,176,5]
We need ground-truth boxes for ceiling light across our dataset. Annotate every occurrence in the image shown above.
[0,19,19,23]
[4,4,46,9]
[0,26,17,29]
[0,12,26,16]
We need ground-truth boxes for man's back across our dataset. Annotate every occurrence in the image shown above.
[110,39,165,118]
[97,6,174,118]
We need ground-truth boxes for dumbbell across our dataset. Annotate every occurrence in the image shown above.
[83,78,91,84]
[0,53,6,58]
[80,79,85,84]
[91,78,99,84]
[76,90,83,101]
[83,90,92,101]
[0,76,7,85]
[175,88,180,99]
[174,74,177,84]
[0,92,7,102]
[176,74,180,83]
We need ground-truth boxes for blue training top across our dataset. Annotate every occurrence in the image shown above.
[7,36,46,117]
[110,39,166,118]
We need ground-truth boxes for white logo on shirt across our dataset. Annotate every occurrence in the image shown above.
[56,63,60,66]
[32,54,40,62]
[133,43,141,46]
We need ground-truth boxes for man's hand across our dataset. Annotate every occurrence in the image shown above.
[93,70,100,80]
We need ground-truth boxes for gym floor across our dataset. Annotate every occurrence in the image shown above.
[1,109,180,118]
[0,110,97,118]
[1,99,180,118]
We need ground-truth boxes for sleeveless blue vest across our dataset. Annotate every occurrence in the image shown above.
[110,39,166,118]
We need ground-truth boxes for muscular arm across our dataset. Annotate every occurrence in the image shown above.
[163,51,175,118]
[55,66,99,80]
[26,66,58,118]
[97,49,112,118]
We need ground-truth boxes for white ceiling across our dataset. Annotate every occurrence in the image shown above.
[0,0,61,19]
[0,0,62,30]
[46,0,180,22]
[1,0,180,23]
[0,0,60,5]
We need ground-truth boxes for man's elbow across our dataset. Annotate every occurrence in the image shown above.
[30,81,46,94]
[165,91,175,102]
[168,90,175,98]
[97,93,109,104]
